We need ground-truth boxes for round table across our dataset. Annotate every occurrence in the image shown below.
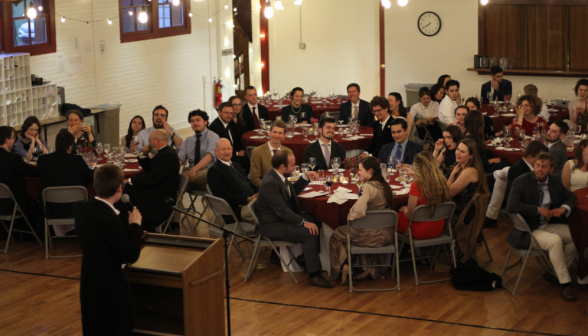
[569,187,588,280]
[480,104,568,131]
[297,169,409,231]
[241,126,373,165]
[486,139,576,165]
[261,97,349,121]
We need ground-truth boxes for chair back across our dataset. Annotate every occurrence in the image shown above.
[437,120,447,132]
[0,183,15,200]
[177,174,189,195]
[348,210,398,230]
[206,184,213,196]
[248,198,260,225]
[246,146,256,159]
[43,186,88,206]
[409,202,455,223]
[509,213,533,233]
[203,194,239,222]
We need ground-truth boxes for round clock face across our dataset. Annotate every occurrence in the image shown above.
[418,12,441,37]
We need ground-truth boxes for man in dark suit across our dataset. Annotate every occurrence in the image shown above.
[367,96,394,158]
[507,152,578,301]
[545,120,568,177]
[255,151,333,288]
[241,86,269,131]
[481,66,513,104]
[124,129,179,232]
[207,139,257,223]
[74,164,143,336]
[303,117,346,170]
[209,102,250,172]
[378,118,423,165]
[339,83,374,127]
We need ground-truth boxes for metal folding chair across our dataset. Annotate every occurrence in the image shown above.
[0,183,42,254]
[437,120,447,132]
[398,202,457,286]
[42,186,88,259]
[246,146,256,159]
[160,174,189,234]
[414,123,435,147]
[500,213,556,295]
[347,210,400,292]
[181,187,210,232]
[244,199,298,283]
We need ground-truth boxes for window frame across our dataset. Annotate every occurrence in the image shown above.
[119,0,191,44]
[0,0,56,56]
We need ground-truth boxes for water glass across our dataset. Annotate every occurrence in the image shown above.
[309,157,317,171]
[293,165,300,176]
[302,127,309,140]
[95,142,103,157]
[104,143,111,155]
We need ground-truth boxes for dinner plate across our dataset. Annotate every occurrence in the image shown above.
[393,188,409,196]
[328,169,345,173]
[250,136,266,139]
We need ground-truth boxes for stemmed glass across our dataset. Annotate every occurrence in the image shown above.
[301,163,309,174]
[504,127,511,148]
[104,143,111,156]
[309,157,316,171]
[325,175,334,196]
[388,156,396,172]
[300,112,307,122]
[331,157,341,175]
[293,165,300,176]
[95,142,103,158]
[380,163,388,183]
[79,123,86,142]
[486,91,492,105]
[302,127,309,141]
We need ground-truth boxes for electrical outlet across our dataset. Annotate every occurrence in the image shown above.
[299,43,306,49]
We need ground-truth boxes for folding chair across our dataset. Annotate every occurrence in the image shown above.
[398,202,457,286]
[181,188,210,232]
[414,124,435,147]
[348,210,400,292]
[477,230,493,267]
[437,120,447,132]
[204,194,256,260]
[42,186,88,259]
[500,213,556,295]
[0,183,42,254]
[244,199,298,283]
[160,174,189,234]
[246,146,256,159]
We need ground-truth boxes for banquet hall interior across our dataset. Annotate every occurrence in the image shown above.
[1,0,588,335]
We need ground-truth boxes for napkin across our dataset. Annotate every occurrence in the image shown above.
[124,159,138,163]
[298,191,327,198]
[389,185,403,189]
[501,113,517,117]
[327,194,348,205]
[124,153,137,158]
[334,192,358,200]
[335,187,352,193]
[309,181,323,185]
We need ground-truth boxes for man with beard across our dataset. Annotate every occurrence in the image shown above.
[545,120,568,176]
[481,66,513,104]
[137,105,183,154]
[507,152,578,301]
[303,117,346,170]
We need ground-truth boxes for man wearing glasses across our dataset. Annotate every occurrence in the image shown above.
[366,96,394,158]
[209,102,250,172]
[137,105,183,155]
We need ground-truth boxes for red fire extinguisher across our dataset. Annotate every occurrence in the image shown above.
[213,78,224,108]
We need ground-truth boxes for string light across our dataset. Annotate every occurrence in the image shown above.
[481,0,489,4]
[107,19,112,25]
[189,11,192,17]
[128,10,133,16]
[264,1,274,19]
[275,0,284,10]
[381,0,391,9]
[397,0,408,6]
[61,16,65,23]
[224,4,229,9]
[27,2,37,19]
[138,6,148,23]
[38,5,43,11]
[172,0,180,6]
[233,7,237,12]
[208,17,212,22]
[294,0,302,5]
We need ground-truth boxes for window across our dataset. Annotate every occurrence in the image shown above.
[0,0,56,56]
[119,0,190,43]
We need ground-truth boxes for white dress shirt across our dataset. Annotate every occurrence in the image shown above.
[319,139,331,161]
[380,115,390,131]
[409,101,439,120]
[540,103,550,121]
[267,141,281,156]
[220,119,234,144]
[248,103,260,120]
[439,95,458,125]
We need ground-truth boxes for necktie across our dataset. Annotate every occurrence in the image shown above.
[538,182,544,207]
[394,143,403,161]
[252,107,260,129]
[322,143,330,168]
[194,133,202,163]
[353,105,359,120]
[271,149,276,156]
[226,125,233,145]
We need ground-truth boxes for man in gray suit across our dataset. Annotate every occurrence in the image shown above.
[507,152,578,301]
[545,120,568,176]
[255,151,334,288]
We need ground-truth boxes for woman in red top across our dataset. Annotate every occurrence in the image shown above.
[510,95,547,136]
[398,151,451,239]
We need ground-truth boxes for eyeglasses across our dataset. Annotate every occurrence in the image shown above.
[372,108,384,113]
[153,113,167,118]
[232,104,241,107]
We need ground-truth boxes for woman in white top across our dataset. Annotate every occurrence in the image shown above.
[410,87,442,141]
[568,79,588,124]
[562,139,588,192]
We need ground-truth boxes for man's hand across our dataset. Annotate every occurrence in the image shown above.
[247,193,259,203]
[415,119,423,126]
[129,207,142,225]
[538,207,552,222]
[304,221,319,235]
[491,78,499,90]
[551,207,567,218]
[142,145,150,154]
[162,121,174,135]
[358,153,369,159]
[186,167,200,183]
[488,158,501,164]
[304,171,319,181]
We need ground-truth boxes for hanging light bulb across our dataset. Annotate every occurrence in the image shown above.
[480,0,489,4]
[26,2,37,20]
[61,16,65,23]
[172,0,180,6]
[224,4,228,9]
[397,0,408,6]
[264,1,274,19]
[138,6,148,23]
[128,10,133,16]
[233,7,237,12]
[294,0,302,5]
[381,0,391,9]
[275,0,284,10]
[188,11,192,17]
[208,17,212,22]
[107,19,112,25]
[38,5,43,11]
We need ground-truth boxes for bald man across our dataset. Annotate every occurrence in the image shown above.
[207,138,257,223]
[124,129,180,232]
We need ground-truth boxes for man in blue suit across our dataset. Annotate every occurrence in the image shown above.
[481,66,512,104]
[378,118,423,165]
[338,83,374,127]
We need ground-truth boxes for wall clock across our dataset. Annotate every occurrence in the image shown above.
[418,12,441,37]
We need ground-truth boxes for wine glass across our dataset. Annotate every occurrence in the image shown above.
[308,157,317,171]
[95,142,103,157]
[517,128,525,143]
[380,163,388,182]
[301,163,309,174]
[395,158,403,172]
[354,174,363,188]
[293,165,300,176]
[504,128,511,148]
[300,112,307,122]
[104,143,111,155]
[332,157,341,174]
[388,156,396,171]
[79,123,86,141]
[302,127,309,141]
[75,144,83,154]
[325,175,334,196]
[486,91,492,104]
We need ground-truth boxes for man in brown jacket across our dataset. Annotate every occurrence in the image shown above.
[249,120,293,188]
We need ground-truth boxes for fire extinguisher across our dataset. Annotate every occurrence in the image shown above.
[213,78,224,108]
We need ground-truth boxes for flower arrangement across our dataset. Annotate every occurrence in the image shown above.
[343,156,359,169]
[78,140,94,153]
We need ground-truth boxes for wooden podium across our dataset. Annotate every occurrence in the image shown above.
[127,234,225,336]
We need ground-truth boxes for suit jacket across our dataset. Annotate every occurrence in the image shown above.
[503,159,532,208]
[368,116,394,158]
[207,159,254,222]
[0,147,38,214]
[74,199,143,336]
[255,169,310,237]
[242,104,269,131]
[378,140,423,165]
[209,117,247,152]
[249,143,293,188]
[126,146,179,231]
[303,140,346,170]
[549,141,567,177]
[481,79,513,104]
[339,100,374,127]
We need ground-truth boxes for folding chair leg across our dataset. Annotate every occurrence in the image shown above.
[410,240,420,286]
[2,207,17,254]
[269,243,298,284]
[45,221,50,260]
[244,236,262,282]
[20,208,42,246]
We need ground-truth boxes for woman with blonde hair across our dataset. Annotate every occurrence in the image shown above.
[398,152,451,239]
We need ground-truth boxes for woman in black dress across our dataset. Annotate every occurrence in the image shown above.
[281,87,313,124]
[433,125,463,178]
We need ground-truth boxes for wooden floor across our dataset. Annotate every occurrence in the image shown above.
[1,212,587,336]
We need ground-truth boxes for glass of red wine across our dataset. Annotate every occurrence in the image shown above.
[325,175,334,196]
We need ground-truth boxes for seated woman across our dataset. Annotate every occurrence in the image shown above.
[329,157,395,284]
[568,79,588,125]
[388,92,413,132]
[410,87,442,141]
[62,110,96,154]
[465,97,502,139]
[121,115,145,152]
[430,84,445,103]
[229,95,247,128]
[464,110,509,173]
[14,116,48,159]
[562,139,588,192]
[398,152,450,239]
[281,87,313,124]
[436,74,451,88]
[433,125,464,178]
[510,95,547,136]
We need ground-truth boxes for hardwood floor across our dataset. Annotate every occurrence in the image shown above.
[1,213,587,336]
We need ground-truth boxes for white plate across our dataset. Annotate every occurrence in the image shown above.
[250,136,266,139]
[393,188,409,196]
[328,169,345,173]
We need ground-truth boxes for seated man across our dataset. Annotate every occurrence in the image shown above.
[125,129,179,232]
[207,139,257,223]
[484,141,547,228]
[178,110,220,190]
[438,80,461,125]
[507,152,578,301]
[367,96,394,159]
[303,117,346,170]
[242,86,269,131]
[481,66,513,104]
[545,120,569,176]
[378,118,423,165]
[524,84,549,121]
[339,83,374,127]
[209,102,250,172]
[255,151,333,288]
[137,105,183,154]
[249,120,292,188]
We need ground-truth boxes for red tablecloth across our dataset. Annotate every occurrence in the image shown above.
[569,187,588,280]
[25,155,145,199]
[480,104,568,131]
[260,97,349,121]
[297,169,409,230]
[486,139,576,165]
[241,126,373,165]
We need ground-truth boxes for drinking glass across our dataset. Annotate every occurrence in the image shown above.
[95,142,103,157]
[395,158,403,172]
[325,175,334,195]
[486,91,492,104]
[380,163,388,182]
[332,157,341,173]
[104,143,111,155]
[354,174,363,188]
[293,165,300,176]
[504,128,511,148]
[75,144,82,154]
[120,146,127,155]
[562,96,567,103]
[517,128,525,143]
[301,163,309,174]
[79,123,86,141]
[388,156,395,170]
[300,112,307,122]
[309,157,317,171]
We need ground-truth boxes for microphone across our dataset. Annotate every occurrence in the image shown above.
[121,194,134,212]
